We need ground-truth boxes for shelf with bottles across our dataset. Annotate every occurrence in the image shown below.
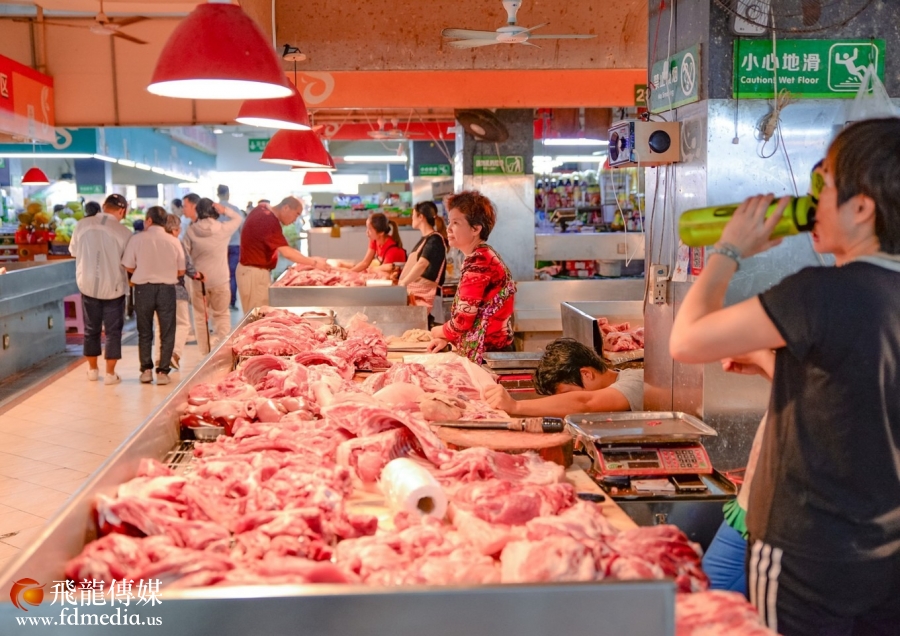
[534,167,644,212]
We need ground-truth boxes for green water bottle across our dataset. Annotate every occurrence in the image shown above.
[678,166,825,248]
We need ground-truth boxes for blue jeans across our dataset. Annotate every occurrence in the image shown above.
[702,520,748,595]
[227,245,240,307]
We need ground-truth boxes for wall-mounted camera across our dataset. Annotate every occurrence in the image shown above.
[608,120,682,168]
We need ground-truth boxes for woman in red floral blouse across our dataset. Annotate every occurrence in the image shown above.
[429,190,516,362]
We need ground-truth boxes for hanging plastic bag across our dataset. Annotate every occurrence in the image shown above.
[839,64,899,128]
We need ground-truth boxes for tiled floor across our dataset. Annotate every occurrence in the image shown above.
[0,309,243,572]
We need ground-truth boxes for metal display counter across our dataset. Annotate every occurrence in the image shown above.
[561,300,644,354]
[0,260,77,382]
[0,308,675,636]
[269,274,409,308]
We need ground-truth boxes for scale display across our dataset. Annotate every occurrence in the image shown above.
[597,444,712,476]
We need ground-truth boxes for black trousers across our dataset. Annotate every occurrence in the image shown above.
[134,283,176,373]
[747,539,900,636]
[82,294,125,360]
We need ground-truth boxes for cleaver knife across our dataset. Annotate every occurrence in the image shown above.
[431,417,565,434]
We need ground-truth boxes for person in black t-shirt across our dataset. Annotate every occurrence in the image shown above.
[398,201,448,317]
[670,118,900,636]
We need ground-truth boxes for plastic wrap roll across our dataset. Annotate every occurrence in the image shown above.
[379,458,447,519]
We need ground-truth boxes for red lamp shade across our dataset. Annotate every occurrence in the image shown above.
[22,167,50,185]
[147,2,292,100]
[302,171,333,186]
[261,130,336,169]
[236,86,311,130]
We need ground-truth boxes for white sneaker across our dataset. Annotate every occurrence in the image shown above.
[140,369,153,384]
[104,374,121,385]
[156,373,171,386]
[87,368,99,381]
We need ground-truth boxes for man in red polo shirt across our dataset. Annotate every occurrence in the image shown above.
[237,196,323,310]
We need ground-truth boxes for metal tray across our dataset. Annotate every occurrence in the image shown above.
[483,351,544,370]
[566,411,717,445]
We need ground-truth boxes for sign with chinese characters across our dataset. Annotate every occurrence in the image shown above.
[734,39,886,99]
[473,155,525,176]
[248,138,270,153]
[77,184,104,195]
[0,53,55,143]
[417,163,452,177]
[649,45,700,113]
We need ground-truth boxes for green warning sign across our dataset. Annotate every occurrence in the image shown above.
[734,39,886,99]
[473,155,524,176]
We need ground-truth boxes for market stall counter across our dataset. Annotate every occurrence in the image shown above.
[0,307,774,636]
[0,260,77,382]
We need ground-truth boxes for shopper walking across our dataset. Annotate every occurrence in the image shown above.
[153,214,201,370]
[183,197,242,354]
[68,193,132,385]
[216,184,246,310]
[237,196,326,311]
[122,206,185,386]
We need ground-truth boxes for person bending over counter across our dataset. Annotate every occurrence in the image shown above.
[398,201,447,316]
[348,213,407,274]
[237,196,327,311]
[429,190,516,363]
[485,338,643,417]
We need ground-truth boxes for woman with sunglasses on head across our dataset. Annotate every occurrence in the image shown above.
[398,201,448,319]
[429,190,516,363]
[670,118,900,636]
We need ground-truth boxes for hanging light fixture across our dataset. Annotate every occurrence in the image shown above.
[22,166,50,186]
[260,129,335,169]
[236,86,311,130]
[21,138,50,185]
[301,171,333,186]
[236,45,311,130]
[147,1,291,100]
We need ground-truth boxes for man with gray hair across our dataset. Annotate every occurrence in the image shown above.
[237,196,326,311]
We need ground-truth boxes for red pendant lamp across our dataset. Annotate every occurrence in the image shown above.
[301,171,333,186]
[147,1,291,100]
[236,86,311,130]
[22,166,50,186]
[261,130,335,169]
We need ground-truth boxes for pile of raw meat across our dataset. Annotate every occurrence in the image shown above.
[599,317,645,353]
[65,311,773,634]
[229,308,389,373]
[274,265,378,287]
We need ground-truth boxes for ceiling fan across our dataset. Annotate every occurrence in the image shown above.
[442,0,596,49]
[17,0,149,45]
[367,117,425,140]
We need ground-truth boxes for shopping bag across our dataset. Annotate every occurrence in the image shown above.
[839,64,899,127]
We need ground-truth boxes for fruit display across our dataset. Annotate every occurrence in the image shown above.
[15,202,56,244]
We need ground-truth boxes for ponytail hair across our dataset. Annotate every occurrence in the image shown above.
[369,212,403,249]
[389,220,402,249]
[414,200,448,242]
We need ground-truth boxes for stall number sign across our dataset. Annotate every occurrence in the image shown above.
[734,39,885,99]
[248,138,270,153]
[418,164,451,177]
[473,155,524,175]
[634,84,648,108]
[649,45,700,113]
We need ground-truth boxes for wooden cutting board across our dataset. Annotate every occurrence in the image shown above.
[431,426,574,467]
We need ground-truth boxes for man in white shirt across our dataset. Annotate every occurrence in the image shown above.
[485,338,644,417]
[122,206,186,386]
[68,193,133,385]
[216,184,246,310]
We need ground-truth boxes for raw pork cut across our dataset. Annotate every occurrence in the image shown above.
[676,591,778,636]
[500,537,597,583]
